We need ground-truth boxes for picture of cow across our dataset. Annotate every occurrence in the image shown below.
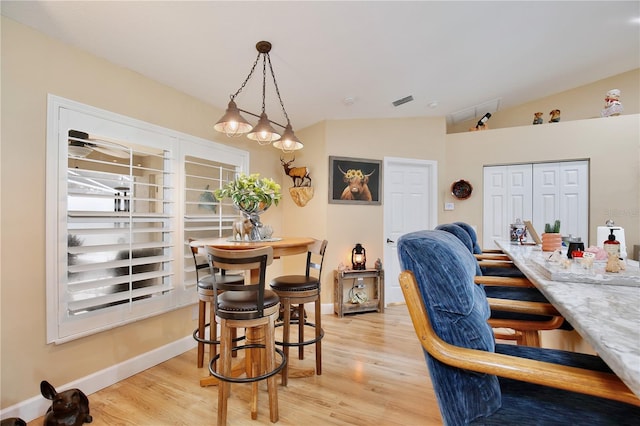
[329,156,381,205]
[339,167,374,201]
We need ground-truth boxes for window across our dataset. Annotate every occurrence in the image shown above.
[46,96,248,343]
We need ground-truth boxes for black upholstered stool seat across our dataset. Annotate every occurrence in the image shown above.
[218,289,280,313]
[196,274,244,295]
[270,275,319,292]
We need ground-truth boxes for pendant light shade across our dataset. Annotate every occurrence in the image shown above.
[214,100,253,137]
[214,41,303,151]
[272,124,303,153]
[247,112,281,145]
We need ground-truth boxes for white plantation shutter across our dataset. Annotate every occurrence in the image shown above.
[181,144,249,288]
[66,142,174,316]
[47,96,248,343]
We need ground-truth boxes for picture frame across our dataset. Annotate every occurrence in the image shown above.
[328,156,382,205]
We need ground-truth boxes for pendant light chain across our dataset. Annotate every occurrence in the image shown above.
[261,53,267,113]
[267,53,291,126]
[231,52,262,101]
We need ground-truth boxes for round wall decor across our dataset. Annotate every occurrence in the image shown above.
[451,179,473,200]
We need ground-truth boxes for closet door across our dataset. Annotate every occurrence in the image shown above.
[483,164,532,249]
[533,161,589,241]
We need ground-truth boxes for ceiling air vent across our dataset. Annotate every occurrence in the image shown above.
[392,95,414,107]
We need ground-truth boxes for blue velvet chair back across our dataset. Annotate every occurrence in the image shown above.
[453,221,483,254]
[398,230,501,425]
[435,223,482,276]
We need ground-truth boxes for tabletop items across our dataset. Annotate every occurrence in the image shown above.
[497,240,640,397]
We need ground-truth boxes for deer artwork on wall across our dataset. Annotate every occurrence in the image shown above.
[280,157,312,187]
[281,157,314,207]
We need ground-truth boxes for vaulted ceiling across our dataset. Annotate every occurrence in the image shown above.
[2,1,639,129]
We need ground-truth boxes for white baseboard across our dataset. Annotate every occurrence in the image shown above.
[1,336,196,423]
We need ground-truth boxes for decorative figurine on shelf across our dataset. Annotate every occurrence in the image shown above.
[549,109,561,123]
[468,112,491,131]
[281,156,314,207]
[375,258,382,270]
[532,112,544,125]
[281,156,311,187]
[601,89,623,117]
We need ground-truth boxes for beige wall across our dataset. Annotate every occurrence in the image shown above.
[312,118,447,305]
[0,17,286,407]
[449,68,640,133]
[443,115,640,250]
[2,16,639,412]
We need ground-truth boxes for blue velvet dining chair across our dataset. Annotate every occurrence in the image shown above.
[436,223,569,346]
[397,230,640,425]
[453,221,527,278]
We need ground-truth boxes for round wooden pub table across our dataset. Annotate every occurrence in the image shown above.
[190,237,315,387]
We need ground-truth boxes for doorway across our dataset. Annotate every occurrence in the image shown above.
[383,157,438,305]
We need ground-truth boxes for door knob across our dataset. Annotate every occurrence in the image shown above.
[386,238,394,243]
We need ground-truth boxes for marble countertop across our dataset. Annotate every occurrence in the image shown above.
[496,241,640,397]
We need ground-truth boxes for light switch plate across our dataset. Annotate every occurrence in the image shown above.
[444,202,455,211]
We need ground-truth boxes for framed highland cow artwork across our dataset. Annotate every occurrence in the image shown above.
[328,156,382,205]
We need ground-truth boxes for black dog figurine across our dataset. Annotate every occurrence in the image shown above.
[40,381,92,426]
[0,418,27,426]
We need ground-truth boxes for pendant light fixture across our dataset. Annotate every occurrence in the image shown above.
[214,41,303,152]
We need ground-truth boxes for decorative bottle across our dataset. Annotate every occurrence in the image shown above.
[603,228,620,258]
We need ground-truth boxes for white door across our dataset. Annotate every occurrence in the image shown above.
[483,164,533,249]
[383,157,438,305]
[533,161,588,240]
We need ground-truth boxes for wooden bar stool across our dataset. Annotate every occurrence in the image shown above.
[207,246,286,425]
[269,239,327,386]
[188,239,244,370]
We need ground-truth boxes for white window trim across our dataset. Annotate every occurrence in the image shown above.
[46,95,249,344]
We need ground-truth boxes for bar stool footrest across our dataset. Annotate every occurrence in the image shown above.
[208,344,287,383]
[192,323,246,345]
[274,321,324,347]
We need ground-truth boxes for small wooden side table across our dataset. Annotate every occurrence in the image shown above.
[334,269,384,317]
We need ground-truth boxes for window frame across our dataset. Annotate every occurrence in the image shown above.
[46,95,249,344]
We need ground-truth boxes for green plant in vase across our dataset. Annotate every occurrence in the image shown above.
[214,173,281,240]
[544,220,561,234]
[542,220,562,251]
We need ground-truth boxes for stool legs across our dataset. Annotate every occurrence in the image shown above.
[266,316,279,423]
[314,298,322,375]
[281,299,292,386]
[209,301,218,367]
[297,304,304,360]
[278,296,323,386]
[197,300,206,368]
[217,318,232,426]
[215,317,282,425]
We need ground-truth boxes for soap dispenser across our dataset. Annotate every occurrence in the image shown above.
[603,228,621,258]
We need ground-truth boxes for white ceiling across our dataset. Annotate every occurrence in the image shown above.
[2,1,639,129]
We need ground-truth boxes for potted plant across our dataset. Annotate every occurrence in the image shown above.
[214,173,281,240]
[542,220,562,252]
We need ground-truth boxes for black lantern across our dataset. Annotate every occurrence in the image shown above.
[352,243,366,270]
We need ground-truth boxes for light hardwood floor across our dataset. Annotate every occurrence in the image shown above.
[29,305,442,425]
